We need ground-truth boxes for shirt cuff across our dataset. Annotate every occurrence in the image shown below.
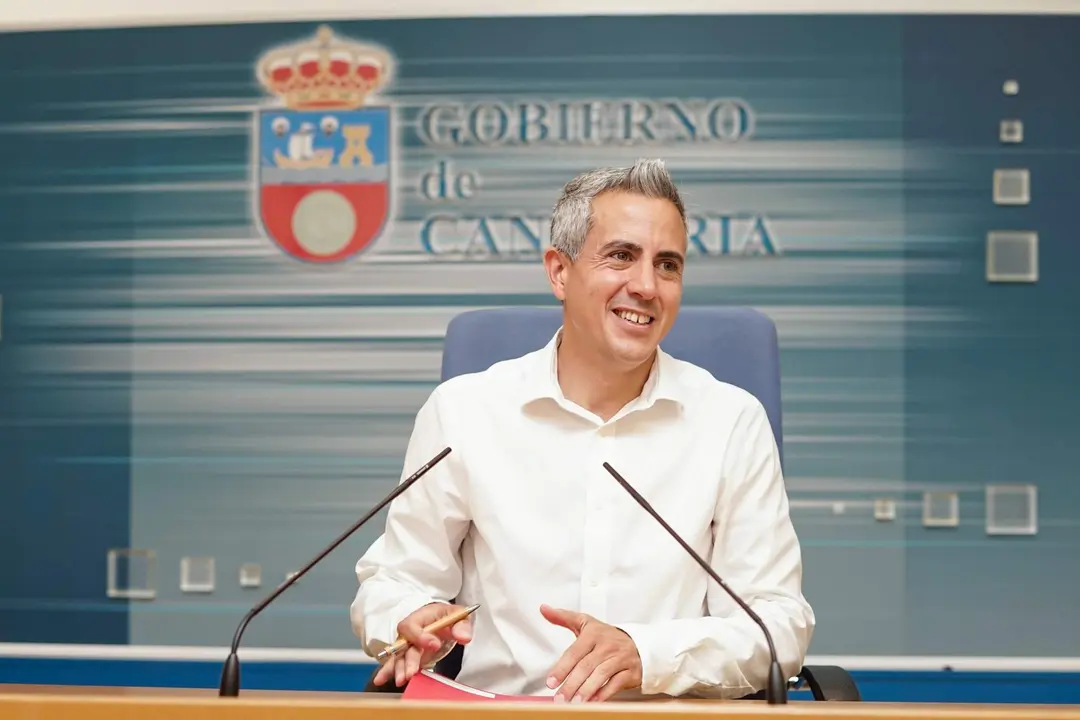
[613,622,670,695]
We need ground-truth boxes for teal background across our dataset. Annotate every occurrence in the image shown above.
[0,12,1076,676]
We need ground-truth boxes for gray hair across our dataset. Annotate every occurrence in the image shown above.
[549,158,687,260]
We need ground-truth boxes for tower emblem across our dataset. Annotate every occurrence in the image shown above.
[254,26,394,263]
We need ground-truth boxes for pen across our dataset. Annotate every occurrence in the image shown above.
[375,603,480,662]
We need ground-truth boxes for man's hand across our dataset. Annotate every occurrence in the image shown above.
[371,602,473,688]
[541,604,643,703]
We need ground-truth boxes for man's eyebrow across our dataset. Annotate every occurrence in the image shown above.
[599,240,642,254]
[657,250,685,264]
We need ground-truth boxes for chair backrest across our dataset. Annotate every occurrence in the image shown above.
[440,306,784,462]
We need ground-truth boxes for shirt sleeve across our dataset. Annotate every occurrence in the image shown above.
[615,397,816,699]
[349,386,473,658]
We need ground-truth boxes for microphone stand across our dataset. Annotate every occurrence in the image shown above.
[602,461,788,704]
[218,447,452,697]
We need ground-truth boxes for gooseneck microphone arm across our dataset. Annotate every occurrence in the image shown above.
[218,446,453,697]
[602,462,788,705]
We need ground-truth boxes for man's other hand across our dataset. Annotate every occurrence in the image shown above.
[371,602,473,688]
[541,604,643,702]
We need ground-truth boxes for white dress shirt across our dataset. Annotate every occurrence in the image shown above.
[350,329,815,699]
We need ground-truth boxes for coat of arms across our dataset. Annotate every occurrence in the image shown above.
[254,26,394,262]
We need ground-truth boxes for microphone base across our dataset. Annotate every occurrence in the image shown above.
[766,660,789,705]
[218,653,240,697]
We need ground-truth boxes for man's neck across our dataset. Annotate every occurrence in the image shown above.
[555,329,655,422]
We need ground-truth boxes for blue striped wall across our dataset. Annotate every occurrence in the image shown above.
[900,16,1080,656]
[0,217,133,643]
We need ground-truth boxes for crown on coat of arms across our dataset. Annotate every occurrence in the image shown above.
[256,25,392,110]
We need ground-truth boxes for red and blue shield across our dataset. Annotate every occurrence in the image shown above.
[256,106,390,263]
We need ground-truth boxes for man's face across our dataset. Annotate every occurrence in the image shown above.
[545,190,686,370]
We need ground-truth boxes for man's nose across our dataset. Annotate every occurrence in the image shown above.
[627,262,658,299]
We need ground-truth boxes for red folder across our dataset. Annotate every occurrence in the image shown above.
[402,669,553,702]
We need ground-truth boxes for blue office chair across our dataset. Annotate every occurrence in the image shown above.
[365,306,860,701]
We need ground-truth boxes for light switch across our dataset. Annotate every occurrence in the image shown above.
[993,169,1030,205]
[239,563,262,588]
[999,119,1023,144]
[922,492,959,528]
[873,498,897,522]
[986,230,1038,283]
[986,484,1037,536]
[107,548,156,600]
[180,556,216,593]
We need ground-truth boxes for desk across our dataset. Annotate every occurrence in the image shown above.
[1,684,1078,720]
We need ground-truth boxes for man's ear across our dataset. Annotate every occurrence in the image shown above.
[543,247,570,302]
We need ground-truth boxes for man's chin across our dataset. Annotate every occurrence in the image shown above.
[604,335,659,368]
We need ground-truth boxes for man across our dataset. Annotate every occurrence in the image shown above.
[350,158,814,702]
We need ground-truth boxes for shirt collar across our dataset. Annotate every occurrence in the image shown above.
[520,328,686,412]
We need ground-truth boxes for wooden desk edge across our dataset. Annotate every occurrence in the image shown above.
[1,685,1078,720]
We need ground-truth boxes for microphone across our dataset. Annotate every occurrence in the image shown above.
[218,446,453,697]
[602,461,788,705]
